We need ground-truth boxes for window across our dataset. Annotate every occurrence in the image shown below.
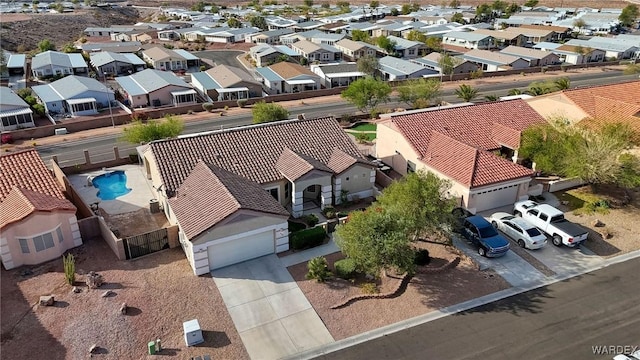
[528,209,539,217]
[408,49,415,55]
[267,187,279,201]
[539,213,548,222]
[284,182,291,196]
[19,239,29,254]
[56,227,64,243]
[32,233,55,252]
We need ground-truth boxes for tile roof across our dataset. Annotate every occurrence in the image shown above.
[390,100,546,152]
[168,162,289,239]
[276,148,333,181]
[326,148,369,174]
[269,62,316,80]
[204,65,258,89]
[0,150,76,228]
[148,116,370,195]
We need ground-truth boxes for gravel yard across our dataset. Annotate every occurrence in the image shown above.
[288,242,510,340]
[0,237,248,360]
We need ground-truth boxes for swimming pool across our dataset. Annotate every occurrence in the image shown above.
[92,170,132,200]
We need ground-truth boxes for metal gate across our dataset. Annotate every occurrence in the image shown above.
[123,228,169,260]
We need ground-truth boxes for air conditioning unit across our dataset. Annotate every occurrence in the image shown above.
[149,199,160,213]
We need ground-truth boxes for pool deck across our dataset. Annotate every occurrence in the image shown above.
[68,164,159,216]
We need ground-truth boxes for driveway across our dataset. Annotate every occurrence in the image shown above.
[212,255,334,360]
[195,50,245,68]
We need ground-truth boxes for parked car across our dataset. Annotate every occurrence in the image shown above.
[461,215,510,257]
[489,212,548,250]
[513,200,589,247]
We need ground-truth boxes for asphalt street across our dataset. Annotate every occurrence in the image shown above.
[36,71,639,167]
[314,257,640,360]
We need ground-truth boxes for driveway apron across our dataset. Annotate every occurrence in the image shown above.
[212,255,334,360]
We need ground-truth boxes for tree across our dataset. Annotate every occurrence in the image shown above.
[249,15,268,30]
[401,3,411,15]
[508,88,522,96]
[455,84,479,102]
[527,80,558,95]
[491,0,507,14]
[376,35,396,55]
[0,49,7,75]
[475,3,492,21]
[390,7,399,16]
[341,77,391,113]
[425,36,442,51]
[191,1,205,11]
[227,17,242,28]
[449,0,460,8]
[553,77,571,90]
[438,53,460,80]
[350,29,370,43]
[375,170,454,241]
[619,4,639,27]
[61,42,77,53]
[251,101,289,123]
[356,55,379,77]
[303,0,313,7]
[505,3,520,16]
[406,30,427,43]
[122,115,184,144]
[573,18,587,31]
[523,0,538,7]
[397,78,442,108]
[369,0,379,8]
[485,94,498,101]
[306,256,332,282]
[336,207,416,276]
[37,39,55,53]
[451,12,464,24]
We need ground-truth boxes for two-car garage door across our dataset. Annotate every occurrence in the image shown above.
[207,230,275,270]
[473,184,520,212]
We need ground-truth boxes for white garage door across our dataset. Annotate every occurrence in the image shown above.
[207,230,275,270]
[473,184,520,212]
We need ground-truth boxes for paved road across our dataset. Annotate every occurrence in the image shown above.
[313,257,640,360]
[195,50,246,68]
[37,71,639,167]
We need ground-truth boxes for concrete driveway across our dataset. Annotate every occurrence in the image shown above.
[212,255,334,360]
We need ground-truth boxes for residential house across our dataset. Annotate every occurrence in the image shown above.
[551,45,605,65]
[205,27,260,43]
[519,24,571,42]
[410,52,479,76]
[291,20,324,32]
[84,26,137,37]
[31,76,114,117]
[31,51,88,79]
[0,87,35,132]
[249,44,301,67]
[526,81,640,139]
[442,31,495,50]
[80,41,143,54]
[473,29,526,48]
[191,65,262,101]
[6,54,26,75]
[299,30,346,46]
[90,52,146,77]
[265,15,298,30]
[0,149,83,270]
[499,46,560,67]
[290,40,342,63]
[376,100,547,213]
[372,22,414,37]
[317,21,350,33]
[386,35,425,59]
[310,63,365,89]
[246,28,294,44]
[564,39,638,60]
[502,26,555,45]
[378,56,438,80]
[137,116,375,274]
[334,39,377,61]
[115,69,197,108]
[142,47,200,71]
[346,22,381,37]
[256,62,321,94]
[111,29,157,43]
[461,49,530,71]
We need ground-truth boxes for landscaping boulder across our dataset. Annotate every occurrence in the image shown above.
[119,302,127,315]
[89,344,98,354]
[101,290,114,298]
[71,286,81,294]
[592,219,605,228]
[39,295,55,306]
[86,271,104,289]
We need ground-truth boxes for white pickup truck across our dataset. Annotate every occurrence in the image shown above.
[513,200,589,247]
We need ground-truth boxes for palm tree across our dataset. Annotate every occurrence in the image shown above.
[554,77,571,90]
[508,88,522,96]
[455,84,479,102]
[485,94,499,101]
[526,85,546,96]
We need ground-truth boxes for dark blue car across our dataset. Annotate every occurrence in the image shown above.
[462,215,510,257]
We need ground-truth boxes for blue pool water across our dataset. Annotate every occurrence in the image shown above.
[93,171,132,200]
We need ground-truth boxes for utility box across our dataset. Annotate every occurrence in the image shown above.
[54,128,68,135]
[183,319,204,347]
[148,341,156,355]
[149,199,160,213]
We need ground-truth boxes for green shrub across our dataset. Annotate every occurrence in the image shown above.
[586,199,610,214]
[322,207,336,219]
[288,220,307,233]
[202,102,214,112]
[304,214,319,227]
[237,99,247,108]
[290,226,326,250]
[335,258,356,279]
[306,256,332,282]
[360,282,378,294]
[414,249,430,266]
[63,253,75,285]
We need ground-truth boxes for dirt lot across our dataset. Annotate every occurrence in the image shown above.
[288,242,510,340]
[0,237,248,360]
[559,186,640,257]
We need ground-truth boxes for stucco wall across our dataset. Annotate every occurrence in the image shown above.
[0,211,81,270]
[335,164,375,194]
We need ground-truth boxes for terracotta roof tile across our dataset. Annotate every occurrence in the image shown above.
[326,148,369,174]
[149,116,367,195]
[168,162,289,240]
[1,187,76,228]
[276,148,333,181]
[0,149,67,200]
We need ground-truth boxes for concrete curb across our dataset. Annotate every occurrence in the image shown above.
[287,249,640,360]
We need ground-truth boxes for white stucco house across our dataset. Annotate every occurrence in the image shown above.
[31,75,115,117]
[138,116,376,275]
[31,51,88,79]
